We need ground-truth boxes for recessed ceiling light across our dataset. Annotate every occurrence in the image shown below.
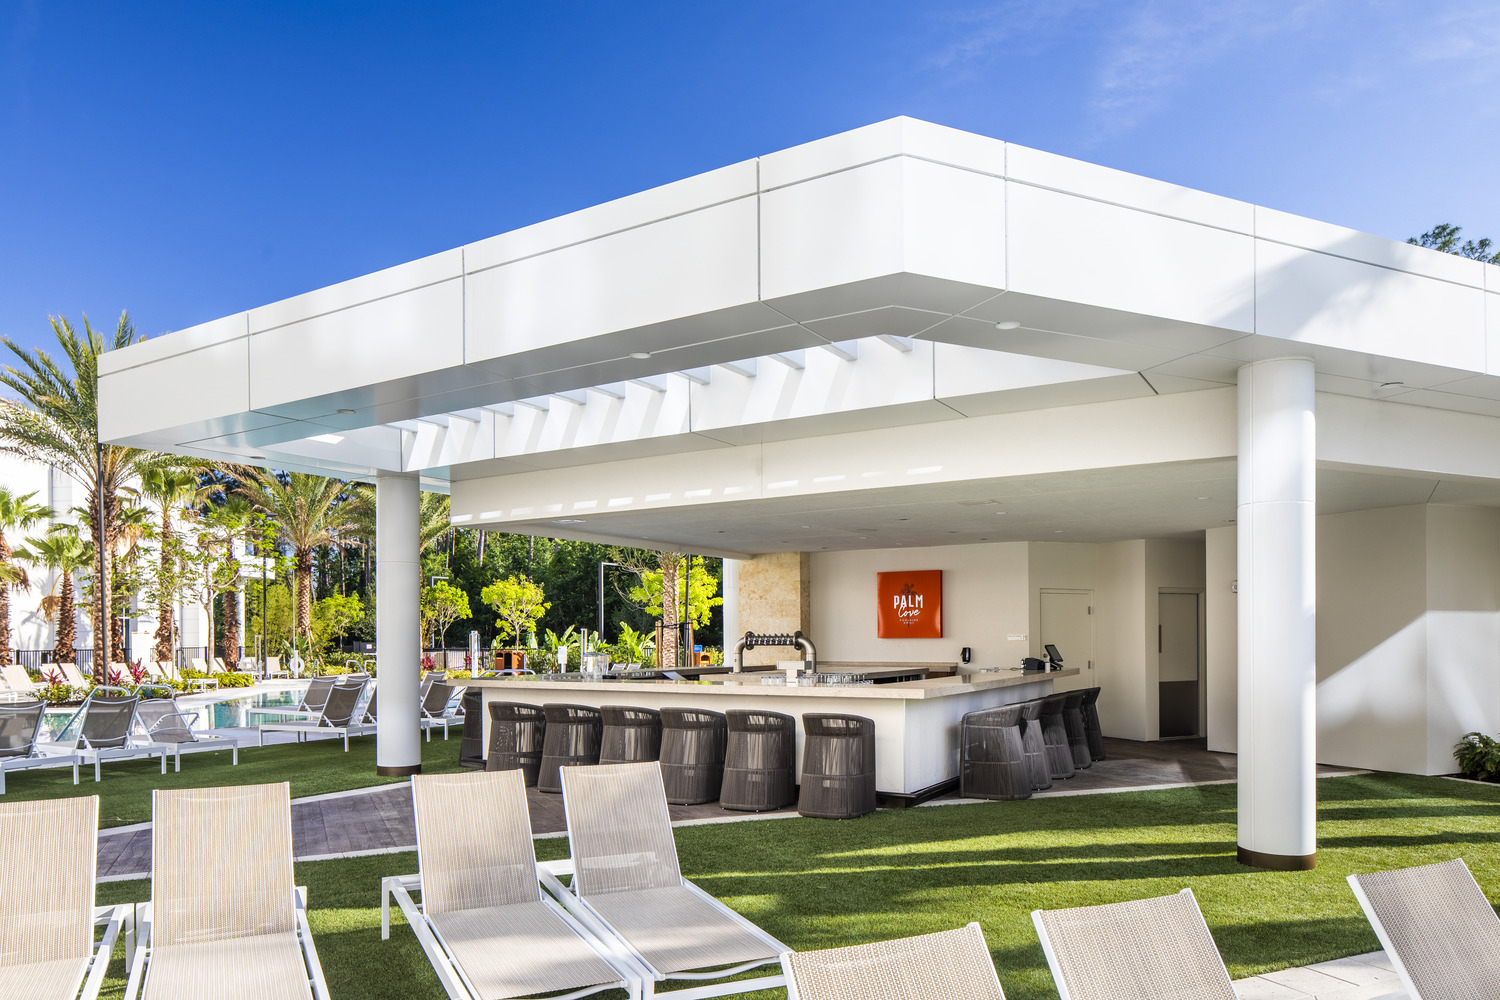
[980,537,988,541]
[249,455,266,460]
[1196,496,1209,501]
[555,518,587,524]
[1054,530,1063,533]
[995,320,1021,330]
[1379,381,1405,389]
[629,352,652,360]
[336,408,356,415]
[309,433,344,445]
[897,517,909,521]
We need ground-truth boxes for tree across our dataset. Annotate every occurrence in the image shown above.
[235,469,358,642]
[0,489,52,665]
[197,497,254,666]
[1409,223,1500,264]
[311,592,365,656]
[0,314,169,682]
[628,553,721,667]
[481,575,549,647]
[421,580,470,648]
[16,528,90,663]
[140,467,207,662]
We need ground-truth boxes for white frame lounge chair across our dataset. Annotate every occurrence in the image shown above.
[420,681,461,741]
[263,655,288,680]
[382,769,644,1000]
[0,662,39,700]
[1032,888,1238,1000]
[257,681,372,751]
[549,761,787,999]
[123,782,330,1000]
[1348,857,1500,1000]
[54,661,90,689]
[136,698,240,771]
[0,699,79,793]
[781,923,1006,1000]
[41,687,172,782]
[0,795,130,1000]
[246,676,338,723]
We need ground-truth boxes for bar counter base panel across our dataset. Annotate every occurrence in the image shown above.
[1238,846,1316,871]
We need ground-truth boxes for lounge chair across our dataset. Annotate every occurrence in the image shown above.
[0,795,129,1000]
[1031,888,1238,1000]
[246,677,338,723]
[154,661,180,683]
[0,699,79,793]
[549,761,787,998]
[360,688,377,725]
[420,681,461,741]
[108,662,135,685]
[137,698,240,771]
[41,688,172,782]
[0,662,39,700]
[212,657,227,673]
[263,655,288,680]
[123,782,330,1000]
[1348,857,1500,1000]
[54,662,90,688]
[257,681,372,751]
[382,769,644,1000]
[781,923,1005,1000]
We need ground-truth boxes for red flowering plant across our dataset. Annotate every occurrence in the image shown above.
[128,661,149,684]
[108,666,129,687]
[42,667,64,686]
[421,654,436,670]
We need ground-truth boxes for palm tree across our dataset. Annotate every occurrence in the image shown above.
[0,314,167,682]
[140,468,208,662]
[197,497,253,667]
[0,488,53,665]
[235,469,358,640]
[346,486,452,553]
[16,529,91,664]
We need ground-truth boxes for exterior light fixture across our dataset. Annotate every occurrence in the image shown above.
[629,352,651,360]
[995,320,1021,330]
[336,408,356,414]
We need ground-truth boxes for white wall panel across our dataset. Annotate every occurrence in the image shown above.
[1008,185,1255,333]
[464,199,759,361]
[101,335,251,443]
[250,249,463,333]
[1488,292,1500,376]
[248,276,465,412]
[760,159,906,301]
[1257,207,1485,288]
[100,312,248,373]
[1318,393,1500,480]
[1255,240,1486,373]
[934,343,1132,400]
[758,116,1004,191]
[1204,525,1237,752]
[900,159,1005,290]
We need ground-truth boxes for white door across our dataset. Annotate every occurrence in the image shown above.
[1040,590,1093,694]
[1158,591,1201,738]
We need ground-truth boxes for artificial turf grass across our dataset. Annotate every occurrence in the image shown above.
[1,726,470,826]
[91,770,1500,1000]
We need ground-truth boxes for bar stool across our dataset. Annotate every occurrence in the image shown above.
[799,714,876,819]
[599,705,662,764]
[485,702,547,785]
[458,689,485,768]
[1018,698,1052,790]
[960,704,1032,800]
[1080,686,1106,761]
[537,703,603,793]
[721,709,797,812]
[1039,694,1075,780]
[659,707,728,804]
[1062,691,1092,770]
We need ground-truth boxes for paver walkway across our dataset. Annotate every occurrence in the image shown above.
[1234,951,1405,999]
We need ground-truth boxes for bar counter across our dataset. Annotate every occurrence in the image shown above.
[468,667,1077,801]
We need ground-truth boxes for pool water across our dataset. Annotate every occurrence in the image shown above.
[41,686,311,740]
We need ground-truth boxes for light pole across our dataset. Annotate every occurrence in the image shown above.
[597,561,622,640]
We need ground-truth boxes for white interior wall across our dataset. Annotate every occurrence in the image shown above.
[1027,542,1099,659]
[808,543,1029,667]
[1205,525,1238,752]
[1094,540,1148,740]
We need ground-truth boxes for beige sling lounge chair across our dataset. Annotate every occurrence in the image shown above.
[550,761,787,999]
[137,699,240,771]
[382,769,643,1000]
[246,677,338,723]
[256,681,372,750]
[420,681,461,741]
[0,662,39,700]
[1348,857,1500,1000]
[123,782,329,1000]
[782,923,1005,1000]
[0,795,129,1000]
[1032,888,1238,1000]
[54,662,90,689]
[0,699,79,793]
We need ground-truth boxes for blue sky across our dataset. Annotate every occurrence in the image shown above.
[2,1,1496,349]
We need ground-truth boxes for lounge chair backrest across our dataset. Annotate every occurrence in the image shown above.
[189,657,208,674]
[108,662,131,682]
[156,660,179,681]
[298,677,337,713]
[784,923,1005,1000]
[0,663,36,694]
[418,670,443,700]
[57,663,88,688]
[422,682,455,715]
[266,655,280,672]
[412,769,541,915]
[78,694,139,750]
[361,689,378,725]
[1031,889,1237,1000]
[212,657,226,673]
[0,795,97,968]
[0,700,45,760]
[1348,858,1500,1000]
[151,783,295,947]
[318,682,365,728]
[560,761,682,896]
[137,699,196,744]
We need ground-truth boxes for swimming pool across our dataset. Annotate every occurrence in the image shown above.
[42,685,312,740]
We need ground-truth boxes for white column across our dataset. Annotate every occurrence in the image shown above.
[376,470,421,776]
[1237,357,1316,869]
[721,558,740,649]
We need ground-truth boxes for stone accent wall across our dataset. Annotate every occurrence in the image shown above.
[733,552,811,668]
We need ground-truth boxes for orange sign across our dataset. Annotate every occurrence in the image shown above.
[877,570,943,638]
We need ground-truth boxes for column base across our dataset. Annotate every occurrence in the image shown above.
[376,764,422,777]
[1238,846,1316,871]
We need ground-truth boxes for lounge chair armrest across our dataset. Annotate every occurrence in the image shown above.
[538,858,576,877]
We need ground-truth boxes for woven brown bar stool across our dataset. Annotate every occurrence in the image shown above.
[960,704,1032,800]
[798,714,876,819]
[1080,686,1106,761]
[458,689,485,768]
[721,709,797,812]
[537,703,603,793]
[659,707,728,804]
[1018,698,1052,790]
[1062,691,1092,770]
[599,705,662,764]
[1039,694,1075,780]
[485,701,547,785]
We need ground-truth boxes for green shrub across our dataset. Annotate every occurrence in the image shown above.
[181,669,256,688]
[1454,732,1500,780]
